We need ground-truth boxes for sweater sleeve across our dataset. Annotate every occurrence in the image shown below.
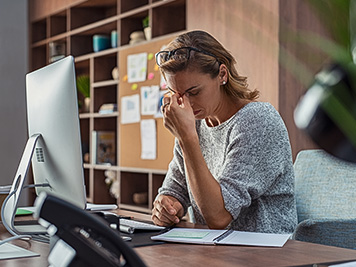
[218,108,293,221]
[157,139,190,215]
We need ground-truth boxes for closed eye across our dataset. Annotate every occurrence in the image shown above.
[186,90,199,97]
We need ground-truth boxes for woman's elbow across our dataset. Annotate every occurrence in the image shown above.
[206,212,233,229]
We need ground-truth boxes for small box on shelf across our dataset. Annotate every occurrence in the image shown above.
[49,41,66,63]
[111,30,118,48]
[93,35,111,52]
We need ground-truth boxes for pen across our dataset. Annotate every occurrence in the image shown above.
[213,229,234,243]
[119,224,135,234]
[121,236,132,242]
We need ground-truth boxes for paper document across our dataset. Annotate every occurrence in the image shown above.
[140,85,160,115]
[330,262,356,267]
[140,119,157,160]
[20,204,118,212]
[17,206,36,213]
[127,52,147,83]
[0,243,39,260]
[86,203,118,211]
[121,94,140,124]
[151,228,291,247]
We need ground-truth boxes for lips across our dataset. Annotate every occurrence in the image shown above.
[193,110,200,116]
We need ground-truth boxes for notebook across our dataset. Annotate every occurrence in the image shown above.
[151,228,291,247]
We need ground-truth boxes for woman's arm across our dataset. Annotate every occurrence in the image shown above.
[179,135,233,229]
[152,139,190,226]
[163,94,232,229]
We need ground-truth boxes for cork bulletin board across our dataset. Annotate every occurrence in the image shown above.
[119,36,176,170]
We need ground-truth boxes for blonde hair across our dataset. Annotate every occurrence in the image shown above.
[158,30,259,101]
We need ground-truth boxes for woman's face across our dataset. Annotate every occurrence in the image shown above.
[164,70,225,120]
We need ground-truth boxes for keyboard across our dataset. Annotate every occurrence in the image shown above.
[119,219,165,234]
[31,233,50,243]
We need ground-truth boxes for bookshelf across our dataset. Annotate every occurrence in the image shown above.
[29,0,185,213]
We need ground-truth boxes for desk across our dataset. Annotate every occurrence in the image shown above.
[2,210,356,267]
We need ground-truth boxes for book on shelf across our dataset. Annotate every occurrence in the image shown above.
[98,103,118,114]
[151,228,291,247]
[91,131,116,165]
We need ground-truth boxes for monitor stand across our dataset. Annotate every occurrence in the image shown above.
[1,133,47,235]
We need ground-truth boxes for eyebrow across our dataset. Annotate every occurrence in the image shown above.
[167,85,198,96]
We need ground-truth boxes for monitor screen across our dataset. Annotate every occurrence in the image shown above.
[26,56,86,208]
[2,56,87,234]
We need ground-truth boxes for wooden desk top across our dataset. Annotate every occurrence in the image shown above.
[136,239,356,267]
[1,210,356,267]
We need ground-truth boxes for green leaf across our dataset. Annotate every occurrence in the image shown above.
[142,15,149,28]
[76,75,90,98]
[284,30,353,65]
[321,91,356,147]
[307,0,350,50]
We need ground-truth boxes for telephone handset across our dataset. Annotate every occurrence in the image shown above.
[33,192,146,267]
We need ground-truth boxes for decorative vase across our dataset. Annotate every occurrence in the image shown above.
[112,67,119,80]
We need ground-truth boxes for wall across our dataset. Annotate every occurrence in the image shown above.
[29,0,83,21]
[0,0,28,204]
[279,0,327,158]
[187,0,279,109]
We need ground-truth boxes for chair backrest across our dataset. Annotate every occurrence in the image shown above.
[294,149,356,223]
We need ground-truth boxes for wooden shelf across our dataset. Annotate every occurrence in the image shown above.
[92,112,119,118]
[76,47,119,62]
[70,16,118,36]
[29,0,186,213]
[92,79,118,88]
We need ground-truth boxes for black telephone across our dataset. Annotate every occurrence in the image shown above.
[33,192,146,267]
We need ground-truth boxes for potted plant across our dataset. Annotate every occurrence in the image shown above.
[292,0,356,162]
[76,74,90,113]
[142,15,151,41]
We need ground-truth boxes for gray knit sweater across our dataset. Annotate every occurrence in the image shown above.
[158,102,297,234]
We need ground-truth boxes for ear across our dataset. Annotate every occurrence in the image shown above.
[219,64,228,85]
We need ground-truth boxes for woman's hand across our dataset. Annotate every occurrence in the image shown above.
[161,94,197,142]
[151,195,184,227]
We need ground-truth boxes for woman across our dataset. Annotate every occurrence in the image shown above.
[152,30,297,234]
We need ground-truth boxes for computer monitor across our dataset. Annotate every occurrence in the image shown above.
[2,56,87,234]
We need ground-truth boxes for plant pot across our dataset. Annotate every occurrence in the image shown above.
[144,27,152,41]
[83,97,90,113]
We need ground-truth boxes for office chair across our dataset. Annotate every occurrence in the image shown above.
[292,149,356,249]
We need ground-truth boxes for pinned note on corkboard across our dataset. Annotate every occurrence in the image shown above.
[119,36,176,170]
